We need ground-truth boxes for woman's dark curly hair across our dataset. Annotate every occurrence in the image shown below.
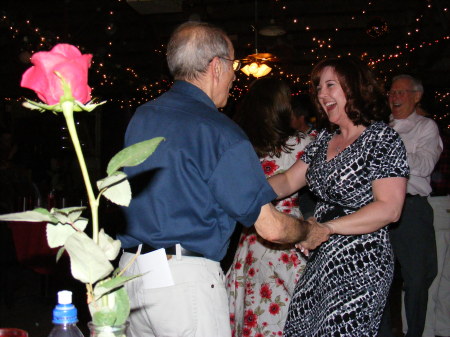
[310,56,390,132]
[233,77,296,158]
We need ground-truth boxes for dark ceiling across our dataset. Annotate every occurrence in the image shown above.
[1,0,450,100]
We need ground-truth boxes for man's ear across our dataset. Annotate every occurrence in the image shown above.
[211,57,222,81]
[414,91,423,105]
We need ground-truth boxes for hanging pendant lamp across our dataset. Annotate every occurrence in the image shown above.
[240,0,277,78]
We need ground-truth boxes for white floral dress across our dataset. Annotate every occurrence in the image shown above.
[226,133,312,337]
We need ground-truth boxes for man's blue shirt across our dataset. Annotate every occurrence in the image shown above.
[118,81,277,261]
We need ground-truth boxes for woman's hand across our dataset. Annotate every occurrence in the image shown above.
[295,217,332,256]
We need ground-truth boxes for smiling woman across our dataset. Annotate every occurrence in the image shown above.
[268,56,409,336]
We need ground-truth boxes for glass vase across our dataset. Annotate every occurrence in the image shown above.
[87,322,129,337]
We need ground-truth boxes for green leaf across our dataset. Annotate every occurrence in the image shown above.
[106,137,165,175]
[48,208,88,229]
[89,287,130,326]
[56,246,65,262]
[92,309,116,326]
[73,218,88,232]
[98,229,121,261]
[23,99,59,114]
[47,223,77,248]
[0,208,57,223]
[93,274,141,301]
[111,287,130,325]
[65,232,114,284]
[66,207,87,223]
[75,100,106,112]
[97,172,132,207]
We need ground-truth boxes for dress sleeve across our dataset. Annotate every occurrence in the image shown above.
[301,129,327,164]
[368,127,410,181]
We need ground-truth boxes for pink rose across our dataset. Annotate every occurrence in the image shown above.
[21,44,92,105]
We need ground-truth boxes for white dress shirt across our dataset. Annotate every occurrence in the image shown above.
[390,111,443,196]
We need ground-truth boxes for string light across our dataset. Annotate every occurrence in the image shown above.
[0,0,448,130]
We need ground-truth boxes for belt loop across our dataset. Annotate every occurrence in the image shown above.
[137,244,142,255]
[176,243,182,260]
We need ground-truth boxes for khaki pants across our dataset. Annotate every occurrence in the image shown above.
[119,251,231,337]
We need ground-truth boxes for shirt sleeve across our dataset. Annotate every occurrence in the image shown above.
[368,128,410,181]
[406,118,443,178]
[208,140,277,227]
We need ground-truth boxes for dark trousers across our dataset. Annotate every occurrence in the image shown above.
[378,195,437,337]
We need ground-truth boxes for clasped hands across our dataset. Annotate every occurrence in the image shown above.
[296,217,333,256]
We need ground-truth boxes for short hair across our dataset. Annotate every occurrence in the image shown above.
[310,56,390,132]
[233,77,295,158]
[166,21,231,81]
[392,74,424,93]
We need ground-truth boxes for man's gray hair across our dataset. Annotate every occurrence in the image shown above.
[167,21,231,81]
[392,74,424,93]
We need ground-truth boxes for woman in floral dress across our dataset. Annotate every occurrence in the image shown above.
[226,78,313,337]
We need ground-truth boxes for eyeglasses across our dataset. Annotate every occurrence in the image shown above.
[217,56,242,71]
[387,90,418,97]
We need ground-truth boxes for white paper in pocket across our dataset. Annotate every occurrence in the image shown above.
[136,248,174,289]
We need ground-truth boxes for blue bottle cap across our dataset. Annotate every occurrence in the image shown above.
[52,290,78,324]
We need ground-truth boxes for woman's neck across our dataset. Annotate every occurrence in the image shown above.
[337,124,366,141]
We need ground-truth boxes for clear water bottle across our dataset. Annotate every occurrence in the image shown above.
[48,290,85,337]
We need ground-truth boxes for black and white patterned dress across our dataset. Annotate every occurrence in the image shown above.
[283,122,409,337]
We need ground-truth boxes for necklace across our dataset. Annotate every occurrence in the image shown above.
[331,126,366,157]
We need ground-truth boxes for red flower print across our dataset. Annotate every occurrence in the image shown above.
[255,333,264,337]
[230,313,235,325]
[262,322,268,327]
[242,327,252,336]
[261,160,279,176]
[248,268,256,277]
[260,284,272,300]
[269,303,281,315]
[280,253,290,264]
[281,199,294,208]
[235,261,242,270]
[248,235,257,245]
[290,253,300,267]
[235,280,240,288]
[277,331,283,336]
[244,309,258,328]
[276,278,284,286]
[246,282,254,295]
[245,251,254,265]
[296,150,305,160]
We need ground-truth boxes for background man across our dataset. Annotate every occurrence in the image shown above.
[117,21,329,337]
[379,74,442,337]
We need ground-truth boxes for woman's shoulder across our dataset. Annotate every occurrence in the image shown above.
[366,121,399,139]
[286,132,314,148]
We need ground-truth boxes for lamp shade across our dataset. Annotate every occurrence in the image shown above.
[240,62,272,78]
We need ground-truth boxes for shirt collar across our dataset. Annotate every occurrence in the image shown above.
[171,80,217,111]
[390,110,418,133]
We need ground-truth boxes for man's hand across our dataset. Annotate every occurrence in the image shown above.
[295,217,332,256]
